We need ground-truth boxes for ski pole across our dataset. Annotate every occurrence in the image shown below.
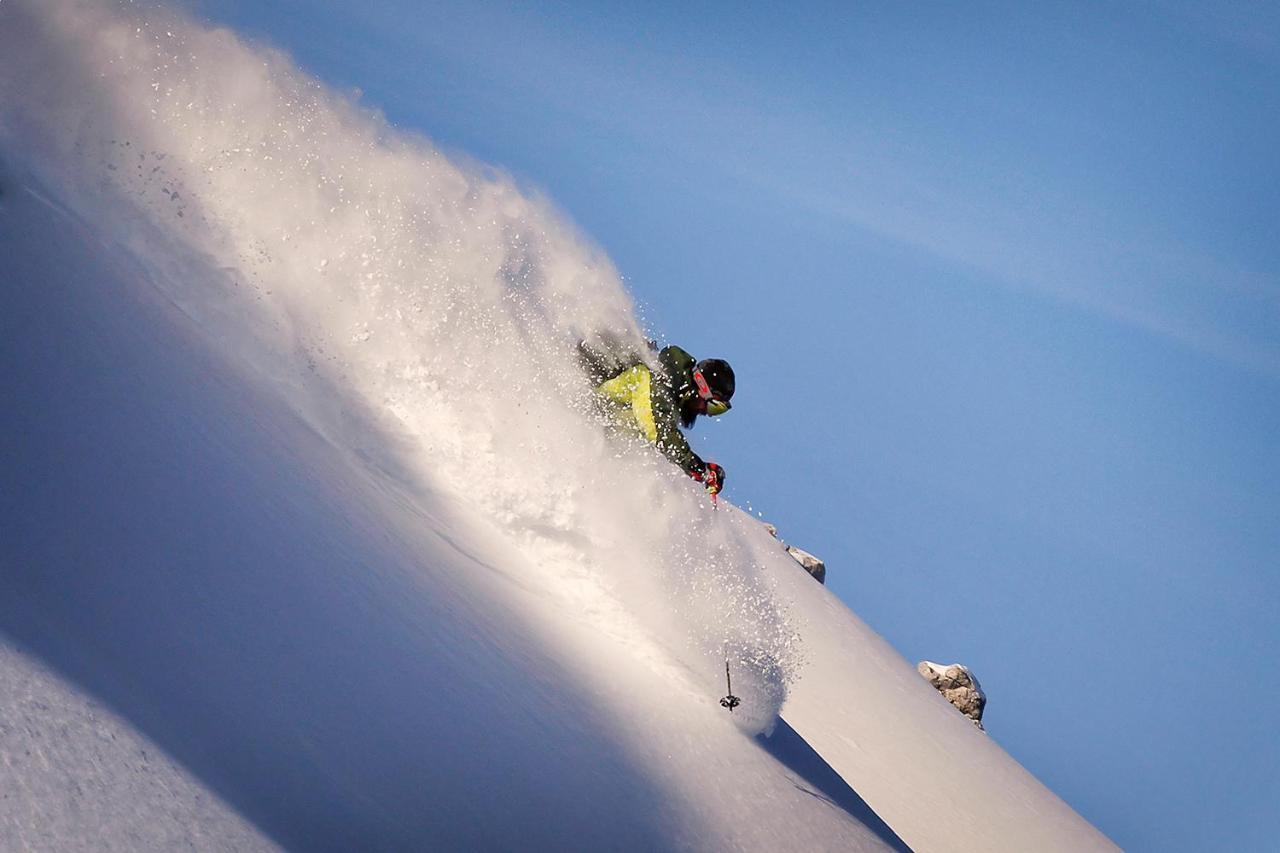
[720,659,741,712]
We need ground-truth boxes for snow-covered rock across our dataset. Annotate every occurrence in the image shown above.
[917,661,987,729]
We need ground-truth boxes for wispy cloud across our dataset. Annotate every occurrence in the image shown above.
[737,152,1280,379]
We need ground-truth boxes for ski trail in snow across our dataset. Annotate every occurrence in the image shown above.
[525,545,708,699]
[21,185,77,222]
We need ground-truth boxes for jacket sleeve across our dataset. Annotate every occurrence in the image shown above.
[593,344,706,476]
[650,387,706,476]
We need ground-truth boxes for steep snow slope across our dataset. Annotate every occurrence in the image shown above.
[778,579,1116,851]
[0,163,902,851]
[0,1,1112,850]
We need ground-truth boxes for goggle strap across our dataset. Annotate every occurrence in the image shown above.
[692,369,714,400]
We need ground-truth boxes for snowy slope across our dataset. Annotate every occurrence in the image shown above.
[0,641,277,852]
[0,1,1112,850]
[0,159,902,852]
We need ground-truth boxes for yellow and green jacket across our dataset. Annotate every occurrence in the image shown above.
[590,345,707,476]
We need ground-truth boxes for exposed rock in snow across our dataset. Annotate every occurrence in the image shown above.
[786,546,826,584]
[762,523,827,583]
[917,661,986,729]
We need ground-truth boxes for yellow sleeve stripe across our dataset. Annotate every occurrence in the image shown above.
[632,369,657,442]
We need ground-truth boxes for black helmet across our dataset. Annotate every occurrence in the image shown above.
[695,358,735,402]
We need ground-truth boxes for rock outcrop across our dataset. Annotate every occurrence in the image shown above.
[917,661,986,729]
[784,545,826,584]
[761,523,826,584]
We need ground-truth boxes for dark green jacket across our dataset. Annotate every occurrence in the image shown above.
[586,343,707,475]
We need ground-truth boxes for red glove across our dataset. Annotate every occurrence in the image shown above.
[700,462,726,495]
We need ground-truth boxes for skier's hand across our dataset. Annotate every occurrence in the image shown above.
[703,462,725,495]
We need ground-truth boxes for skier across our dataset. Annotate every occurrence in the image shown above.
[579,337,734,495]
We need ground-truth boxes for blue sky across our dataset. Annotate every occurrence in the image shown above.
[192,2,1278,849]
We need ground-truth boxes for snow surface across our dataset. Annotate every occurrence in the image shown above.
[0,641,277,852]
[0,1,1114,850]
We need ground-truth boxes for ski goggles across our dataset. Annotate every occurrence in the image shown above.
[693,369,732,416]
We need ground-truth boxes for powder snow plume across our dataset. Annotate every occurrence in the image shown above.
[0,0,803,729]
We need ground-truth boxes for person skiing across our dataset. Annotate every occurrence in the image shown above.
[579,337,734,495]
